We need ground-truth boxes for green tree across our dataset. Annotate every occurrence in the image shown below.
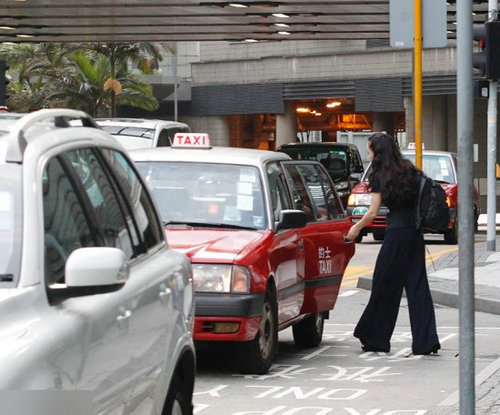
[1,42,163,115]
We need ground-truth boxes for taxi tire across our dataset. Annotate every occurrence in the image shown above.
[373,231,385,241]
[235,288,278,375]
[163,375,191,415]
[292,312,324,348]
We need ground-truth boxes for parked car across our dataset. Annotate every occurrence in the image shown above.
[277,142,364,207]
[131,133,355,375]
[0,109,195,414]
[95,117,190,150]
[346,149,480,244]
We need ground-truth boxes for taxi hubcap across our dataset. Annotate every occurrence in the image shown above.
[259,301,274,360]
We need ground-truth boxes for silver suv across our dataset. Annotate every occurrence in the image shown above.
[0,109,195,414]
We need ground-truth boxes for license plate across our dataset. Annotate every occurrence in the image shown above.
[352,206,368,215]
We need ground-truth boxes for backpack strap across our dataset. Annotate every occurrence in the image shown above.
[415,175,426,229]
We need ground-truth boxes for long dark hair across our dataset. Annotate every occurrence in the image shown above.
[368,133,420,206]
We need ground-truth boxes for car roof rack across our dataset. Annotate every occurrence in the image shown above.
[5,109,100,163]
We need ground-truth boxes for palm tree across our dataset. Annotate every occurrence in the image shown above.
[1,42,163,115]
[84,42,164,116]
[51,51,158,117]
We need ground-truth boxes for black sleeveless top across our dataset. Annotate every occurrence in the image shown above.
[371,175,418,229]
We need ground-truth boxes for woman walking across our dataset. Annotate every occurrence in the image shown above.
[347,133,440,355]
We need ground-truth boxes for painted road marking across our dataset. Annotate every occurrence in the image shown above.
[341,245,461,287]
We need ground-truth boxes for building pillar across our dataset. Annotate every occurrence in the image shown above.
[372,112,394,135]
[276,101,297,148]
[404,95,447,151]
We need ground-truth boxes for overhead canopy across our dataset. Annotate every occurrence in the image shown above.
[0,0,489,43]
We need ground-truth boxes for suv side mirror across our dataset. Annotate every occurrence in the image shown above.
[276,209,307,232]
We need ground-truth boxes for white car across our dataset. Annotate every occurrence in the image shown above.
[96,118,190,150]
[0,109,195,414]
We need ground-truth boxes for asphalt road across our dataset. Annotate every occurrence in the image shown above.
[193,235,500,415]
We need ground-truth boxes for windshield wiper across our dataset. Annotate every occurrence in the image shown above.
[163,220,257,230]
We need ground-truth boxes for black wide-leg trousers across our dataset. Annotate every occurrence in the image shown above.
[354,227,440,354]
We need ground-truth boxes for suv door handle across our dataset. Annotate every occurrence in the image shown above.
[344,234,354,244]
[116,309,132,328]
[159,285,172,305]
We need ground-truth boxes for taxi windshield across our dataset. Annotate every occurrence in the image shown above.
[403,154,456,184]
[136,161,267,230]
[0,164,22,287]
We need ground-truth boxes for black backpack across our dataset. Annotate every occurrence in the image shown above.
[415,175,450,232]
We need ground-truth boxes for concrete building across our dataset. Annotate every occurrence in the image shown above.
[118,40,499,212]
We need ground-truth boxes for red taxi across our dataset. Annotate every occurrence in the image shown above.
[131,133,355,374]
[347,149,480,244]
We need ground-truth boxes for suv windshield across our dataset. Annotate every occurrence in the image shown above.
[281,147,348,181]
[0,164,22,286]
[100,125,155,139]
[136,162,267,230]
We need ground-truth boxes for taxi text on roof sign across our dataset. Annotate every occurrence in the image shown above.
[407,142,425,150]
[173,133,211,149]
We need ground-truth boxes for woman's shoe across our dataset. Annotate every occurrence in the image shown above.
[415,343,440,355]
[361,344,390,353]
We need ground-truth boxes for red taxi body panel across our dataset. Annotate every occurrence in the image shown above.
[131,143,355,373]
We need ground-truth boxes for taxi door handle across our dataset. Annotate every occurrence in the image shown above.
[344,234,354,244]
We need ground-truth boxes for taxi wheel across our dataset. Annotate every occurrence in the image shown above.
[292,312,324,348]
[235,288,278,375]
[163,375,191,415]
[444,222,458,245]
[355,234,363,243]
[373,231,385,241]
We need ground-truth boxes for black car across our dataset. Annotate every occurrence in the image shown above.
[277,142,365,207]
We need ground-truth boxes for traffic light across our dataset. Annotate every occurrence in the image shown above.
[0,59,9,107]
[473,20,500,80]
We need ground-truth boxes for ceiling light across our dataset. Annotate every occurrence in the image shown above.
[16,34,33,38]
[315,112,322,116]
[278,31,291,35]
[274,23,290,28]
[326,101,341,108]
[0,26,15,31]
[272,13,290,18]
[244,38,258,42]
[296,107,310,113]
[229,3,248,7]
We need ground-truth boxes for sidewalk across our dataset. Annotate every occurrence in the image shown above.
[357,233,500,415]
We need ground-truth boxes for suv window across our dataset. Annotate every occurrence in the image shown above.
[43,148,136,285]
[0,164,22,286]
[100,149,163,251]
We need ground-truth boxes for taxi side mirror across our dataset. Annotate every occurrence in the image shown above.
[276,209,307,232]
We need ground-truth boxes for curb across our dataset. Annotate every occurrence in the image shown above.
[356,276,500,315]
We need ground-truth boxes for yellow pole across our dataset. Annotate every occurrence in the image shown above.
[414,0,423,169]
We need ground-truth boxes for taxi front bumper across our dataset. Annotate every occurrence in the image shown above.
[194,291,265,341]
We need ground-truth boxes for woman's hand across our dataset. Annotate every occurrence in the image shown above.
[347,224,360,241]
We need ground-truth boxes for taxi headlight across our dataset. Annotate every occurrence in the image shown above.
[192,264,250,293]
[347,193,372,206]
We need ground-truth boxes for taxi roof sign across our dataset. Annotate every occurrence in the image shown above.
[172,133,211,149]
[407,142,425,150]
